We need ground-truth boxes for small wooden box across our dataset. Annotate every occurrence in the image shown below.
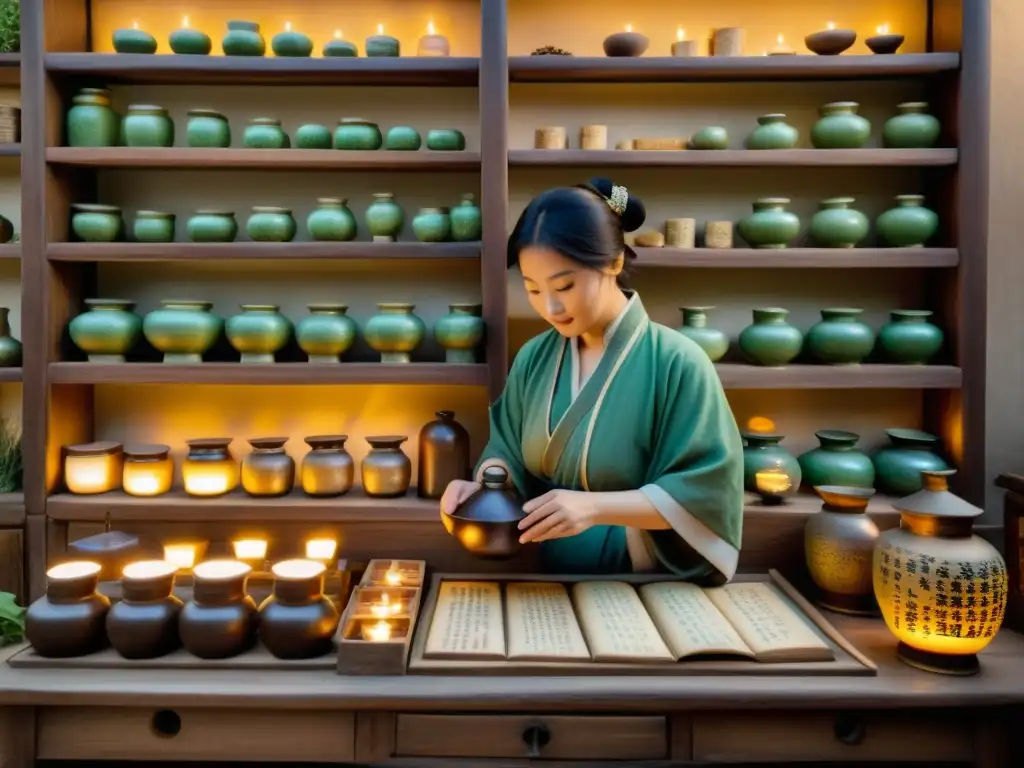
[359,558,426,588]
[336,584,424,675]
[997,473,1024,632]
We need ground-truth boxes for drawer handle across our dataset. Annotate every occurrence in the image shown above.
[521,723,551,758]
[833,715,866,746]
[151,709,182,739]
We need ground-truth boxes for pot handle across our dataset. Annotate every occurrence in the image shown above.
[521,721,551,758]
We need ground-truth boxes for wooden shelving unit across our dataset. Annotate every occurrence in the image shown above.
[508,148,958,168]
[47,242,481,262]
[631,247,959,269]
[0,244,19,261]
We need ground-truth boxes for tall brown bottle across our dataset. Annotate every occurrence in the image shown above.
[417,410,470,499]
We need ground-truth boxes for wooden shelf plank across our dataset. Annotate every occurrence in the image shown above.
[0,493,24,526]
[48,362,488,386]
[0,368,21,382]
[0,54,19,88]
[44,53,480,86]
[0,144,20,158]
[46,147,480,171]
[0,244,19,261]
[509,53,961,83]
[509,148,958,168]
[717,364,961,389]
[47,242,481,262]
[633,247,958,268]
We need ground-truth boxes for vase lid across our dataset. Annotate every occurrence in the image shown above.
[66,440,122,457]
[187,437,232,449]
[124,443,171,459]
[366,434,407,448]
[135,210,175,218]
[452,466,525,523]
[161,299,214,310]
[249,436,288,450]
[305,434,348,448]
[893,470,982,519]
[814,485,874,512]
[187,108,227,119]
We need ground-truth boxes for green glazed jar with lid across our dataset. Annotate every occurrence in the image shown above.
[746,114,799,150]
[811,101,871,149]
[187,210,238,243]
[738,308,804,367]
[246,207,296,242]
[222,21,266,57]
[186,110,231,148]
[143,301,224,363]
[307,198,357,241]
[71,204,123,242]
[243,118,289,149]
[226,305,293,363]
[412,207,451,242]
[883,102,941,149]
[450,194,482,241]
[123,105,174,148]
[385,126,422,150]
[296,304,358,363]
[132,211,176,243]
[295,124,332,149]
[68,300,143,362]
[426,129,466,151]
[877,310,944,364]
[67,87,120,147]
[334,118,383,150]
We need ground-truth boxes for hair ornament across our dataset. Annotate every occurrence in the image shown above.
[606,184,628,216]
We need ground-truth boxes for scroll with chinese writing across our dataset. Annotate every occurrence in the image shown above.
[571,581,675,662]
[423,580,506,660]
[505,582,591,661]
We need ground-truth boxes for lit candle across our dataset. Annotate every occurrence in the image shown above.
[384,564,403,586]
[370,593,403,618]
[671,26,698,57]
[323,28,358,57]
[417,20,450,57]
[122,444,173,497]
[866,22,905,54]
[755,468,792,506]
[768,33,796,55]
[366,23,401,57]
[272,20,314,57]
[362,619,393,642]
[169,15,213,55]
[65,442,124,495]
[232,539,268,570]
[304,538,338,564]
[163,543,199,571]
[113,20,158,54]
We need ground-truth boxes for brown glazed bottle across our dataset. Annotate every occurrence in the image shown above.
[361,435,412,497]
[241,437,295,497]
[300,435,355,497]
[106,560,183,659]
[179,560,259,659]
[258,559,340,659]
[417,410,470,499]
[26,561,111,658]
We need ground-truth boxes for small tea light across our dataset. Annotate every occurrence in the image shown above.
[417,21,450,57]
[370,593,403,618]
[323,29,358,57]
[768,33,795,55]
[122,443,173,497]
[169,15,212,55]
[65,441,124,495]
[122,559,178,581]
[304,538,338,564]
[671,27,697,57]
[755,467,793,506]
[866,23,905,54]
[362,619,393,642]
[232,538,268,570]
[163,543,199,570]
[383,564,403,586]
[113,20,158,54]
[366,24,400,57]
[272,20,314,57]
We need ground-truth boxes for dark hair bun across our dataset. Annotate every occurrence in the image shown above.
[587,177,647,233]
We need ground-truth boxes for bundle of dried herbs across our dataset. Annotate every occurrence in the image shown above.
[0,419,21,493]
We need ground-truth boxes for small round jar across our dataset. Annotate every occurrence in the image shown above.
[132,211,176,243]
[426,129,466,151]
[112,27,158,54]
[361,435,412,498]
[222,20,266,57]
[142,300,224,363]
[241,437,295,497]
[295,123,332,149]
[69,299,142,362]
[182,438,238,497]
[71,203,123,242]
[433,303,484,363]
[365,193,404,241]
[737,198,801,249]
[689,126,729,150]
[307,198,357,241]
[123,105,174,148]
[872,429,949,496]
[258,559,340,659]
[884,102,941,149]
[746,113,799,150]
[243,118,289,149]
[798,431,875,489]
[333,118,383,150]
[179,560,258,659]
[271,29,314,57]
[65,441,124,495]
[122,444,173,497]
[26,562,110,658]
[246,207,297,242]
[0,215,11,244]
[385,126,422,150]
[106,560,183,659]
[738,308,804,367]
[875,195,939,247]
[806,308,876,365]
[169,26,213,55]
[412,207,451,242]
[186,109,231,148]
[301,435,355,497]
[741,433,802,494]
[450,194,482,241]
[678,307,729,362]
[877,310,944,364]
[296,303,357,363]
[811,101,872,149]
[225,304,293,363]
[809,197,869,248]
[187,210,238,243]
[0,308,21,367]
[67,87,119,148]
[364,303,426,363]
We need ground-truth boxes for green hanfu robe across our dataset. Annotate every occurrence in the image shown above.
[477,291,744,583]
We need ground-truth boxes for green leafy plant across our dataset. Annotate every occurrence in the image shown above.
[0,1,19,55]
[0,592,23,645]
[0,420,21,493]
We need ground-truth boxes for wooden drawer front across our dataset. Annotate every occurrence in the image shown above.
[37,707,355,763]
[691,712,972,763]
[396,713,667,760]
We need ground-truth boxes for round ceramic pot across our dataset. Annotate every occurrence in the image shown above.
[222,20,266,56]
[798,430,875,489]
[113,29,158,54]
[362,435,412,497]
[243,118,289,148]
[186,109,231,148]
[69,299,143,362]
[386,126,422,150]
[182,438,239,497]
[417,411,471,500]
[0,308,22,367]
[259,560,340,660]
[142,300,223,363]
[295,123,332,149]
[106,561,183,659]
[872,428,949,495]
[241,437,295,497]
[296,303,357,363]
[806,486,880,615]
[187,210,238,242]
[426,129,466,151]
[301,435,355,497]
[307,198,357,241]
[123,105,174,148]
[132,211,175,243]
[323,39,358,57]
[737,198,801,249]
[689,126,729,150]
[169,28,213,55]
[678,306,729,362]
[884,102,941,149]
[806,308,876,365]
[271,31,313,57]
[26,562,111,658]
[809,197,869,248]
[122,444,173,497]
[334,118,383,150]
[0,214,12,243]
[364,303,425,363]
[875,195,939,247]
[246,207,296,242]
[877,310,944,364]
[738,308,803,367]
[225,304,293,363]
[746,113,799,150]
[450,194,482,241]
[811,101,872,149]
[179,560,259,659]
[67,87,119,147]
[366,193,404,241]
[71,203,123,242]
[433,303,484,364]
[741,433,802,494]
[412,207,451,242]
[442,465,526,559]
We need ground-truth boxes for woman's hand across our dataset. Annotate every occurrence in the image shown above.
[440,479,482,516]
[518,489,599,544]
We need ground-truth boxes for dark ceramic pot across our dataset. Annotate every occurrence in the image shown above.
[442,465,526,559]
[301,435,354,497]
[26,562,110,658]
[361,435,411,497]
[417,411,470,499]
[106,560,183,659]
[258,560,339,659]
[180,560,258,659]
[241,437,295,497]
[797,430,875,490]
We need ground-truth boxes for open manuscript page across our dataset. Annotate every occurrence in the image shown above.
[505,582,591,661]
[638,581,753,659]
[423,580,506,660]
[571,581,674,662]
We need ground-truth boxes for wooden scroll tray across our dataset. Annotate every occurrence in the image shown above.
[407,570,877,677]
[8,642,335,670]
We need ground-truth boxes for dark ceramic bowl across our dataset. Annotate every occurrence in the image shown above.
[804,29,857,55]
[603,31,649,57]
[441,509,522,559]
[866,34,905,54]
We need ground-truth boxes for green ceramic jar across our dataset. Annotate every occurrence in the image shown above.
[69,299,143,362]
[366,193,404,241]
[296,304,357,363]
[67,88,119,148]
[434,303,484,363]
[222,21,266,56]
[112,28,158,54]
[883,102,941,149]
[246,207,296,242]
[364,303,426,363]
[689,126,729,150]
[877,310,944,364]
[0,308,21,367]
[271,30,314,57]
[798,430,875,490]
[123,105,174,148]
[738,308,803,367]
[741,433,802,494]
[295,124,332,149]
[307,198,357,241]
[737,198,801,249]
[386,126,422,150]
[678,307,729,362]
[872,429,950,495]
[169,27,213,55]
[412,207,451,242]
[225,305,293,363]
[132,211,176,243]
[243,118,289,149]
[187,210,238,243]
[806,308,876,365]
[426,129,466,151]
[809,197,869,248]
[746,113,799,150]
[450,194,482,241]
[811,102,871,149]
[333,118,383,150]
[186,109,231,148]
[142,300,224,363]
[71,204,123,242]
[875,195,938,247]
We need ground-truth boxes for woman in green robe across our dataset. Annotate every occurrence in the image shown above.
[441,178,744,584]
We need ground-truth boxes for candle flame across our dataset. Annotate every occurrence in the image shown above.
[366,620,393,642]
[384,565,402,585]
[427,21,435,35]
[181,16,189,29]
[625,23,633,33]
[163,543,197,569]
[132,20,139,30]
[676,26,685,42]
[285,20,292,32]
[877,23,890,35]
[334,29,342,39]
[777,33,785,45]
[826,21,836,30]
[377,23,384,35]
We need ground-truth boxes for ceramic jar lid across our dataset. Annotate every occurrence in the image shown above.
[66,441,122,457]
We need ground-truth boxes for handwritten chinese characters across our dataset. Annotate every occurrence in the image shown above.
[571,581,674,662]
[639,581,751,659]
[506,582,590,661]
[424,580,506,660]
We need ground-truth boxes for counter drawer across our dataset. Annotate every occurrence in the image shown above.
[395,713,668,760]
[37,707,355,762]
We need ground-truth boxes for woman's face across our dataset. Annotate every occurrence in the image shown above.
[518,246,621,338]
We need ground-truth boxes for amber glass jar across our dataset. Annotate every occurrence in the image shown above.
[122,444,173,497]
[65,441,124,494]
[241,437,295,497]
[182,438,238,497]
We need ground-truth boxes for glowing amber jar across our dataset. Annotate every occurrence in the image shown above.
[182,438,238,497]
[65,441,123,494]
[122,444,173,497]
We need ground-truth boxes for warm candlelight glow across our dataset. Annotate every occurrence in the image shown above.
[285,21,292,32]
[163,543,198,570]
[755,468,793,495]
[194,559,251,580]
[826,21,836,30]
[66,448,123,495]
[625,23,633,33]
[384,565,403,586]
[370,593,402,618]
[334,29,342,39]
[677,26,685,42]
[746,416,777,434]
[132,21,139,30]
[181,16,189,29]
[232,539,268,562]
[304,538,338,562]
[427,21,436,35]
[877,23,890,35]
[123,560,178,580]
[365,620,393,642]
[123,472,161,496]
[272,558,327,580]
[777,33,785,45]
[47,561,101,580]
[377,23,384,35]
